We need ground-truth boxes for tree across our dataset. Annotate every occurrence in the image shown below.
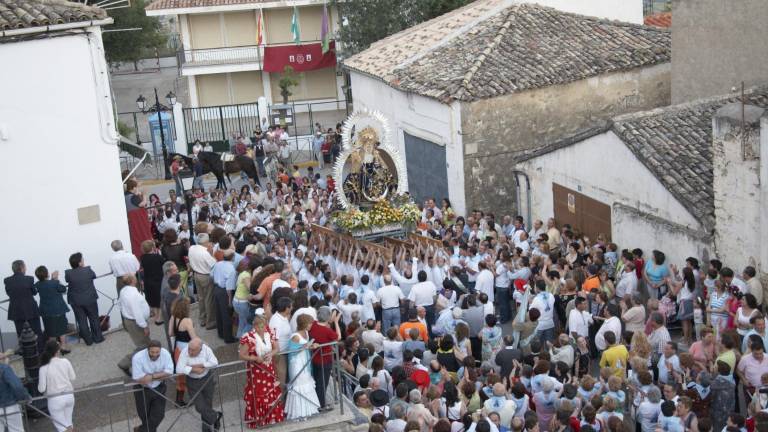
[278,66,301,127]
[103,0,167,66]
[333,0,471,56]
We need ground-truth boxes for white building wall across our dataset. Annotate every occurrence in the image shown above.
[349,72,466,215]
[519,0,644,24]
[518,131,710,265]
[0,30,129,333]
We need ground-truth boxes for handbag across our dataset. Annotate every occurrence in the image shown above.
[99,314,111,332]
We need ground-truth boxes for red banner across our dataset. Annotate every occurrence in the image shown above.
[262,41,336,73]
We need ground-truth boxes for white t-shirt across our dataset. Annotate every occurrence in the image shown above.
[529,292,555,330]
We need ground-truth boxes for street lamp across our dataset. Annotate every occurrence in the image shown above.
[179,173,196,245]
[136,88,177,180]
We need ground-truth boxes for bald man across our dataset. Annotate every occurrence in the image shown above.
[177,338,220,431]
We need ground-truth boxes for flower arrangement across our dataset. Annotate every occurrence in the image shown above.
[332,195,420,233]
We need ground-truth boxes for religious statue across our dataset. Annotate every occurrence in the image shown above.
[342,126,397,206]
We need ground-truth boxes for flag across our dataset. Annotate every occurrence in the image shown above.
[290,6,301,44]
[256,9,264,45]
[320,2,330,54]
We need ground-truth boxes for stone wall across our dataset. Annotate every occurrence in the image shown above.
[712,103,765,270]
[460,63,671,216]
[671,0,768,104]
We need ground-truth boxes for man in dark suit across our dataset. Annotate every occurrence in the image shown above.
[4,260,43,352]
[64,253,104,345]
[495,335,522,378]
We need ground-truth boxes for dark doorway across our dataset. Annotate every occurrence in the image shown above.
[403,132,449,205]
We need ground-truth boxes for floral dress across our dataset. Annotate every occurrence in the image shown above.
[241,328,285,428]
[480,325,502,363]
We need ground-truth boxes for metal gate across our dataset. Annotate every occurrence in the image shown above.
[403,132,449,205]
[552,183,612,241]
[182,102,261,152]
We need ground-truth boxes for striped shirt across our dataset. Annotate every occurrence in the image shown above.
[710,290,729,315]
[649,326,671,355]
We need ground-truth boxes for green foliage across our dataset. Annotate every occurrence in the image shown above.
[333,0,471,56]
[103,0,167,64]
[278,66,301,104]
[117,120,135,138]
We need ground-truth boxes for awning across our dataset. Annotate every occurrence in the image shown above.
[263,41,336,73]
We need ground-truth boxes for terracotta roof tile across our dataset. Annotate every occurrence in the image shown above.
[344,2,671,103]
[611,87,768,227]
[0,0,106,31]
[644,12,671,28]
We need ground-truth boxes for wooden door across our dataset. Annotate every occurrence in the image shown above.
[552,183,612,242]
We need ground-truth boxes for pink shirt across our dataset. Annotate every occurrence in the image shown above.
[737,353,768,388]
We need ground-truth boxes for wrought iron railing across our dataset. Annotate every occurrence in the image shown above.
[11,341,345,431]
[178,39,328,69]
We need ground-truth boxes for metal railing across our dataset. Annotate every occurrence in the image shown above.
[10,340,345,431]
[180,45,262,68]
[178,39,329,70]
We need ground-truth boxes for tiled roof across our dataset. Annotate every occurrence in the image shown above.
[611,88,768,227]
[0,0,106,31]
[644,12,671,28]
[344,2,670,103]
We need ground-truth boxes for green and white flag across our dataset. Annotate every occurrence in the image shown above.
[291,6,301,44]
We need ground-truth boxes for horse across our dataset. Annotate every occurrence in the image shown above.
[171,151,260,190]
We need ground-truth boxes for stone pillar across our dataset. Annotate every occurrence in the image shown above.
[712,102,764,269]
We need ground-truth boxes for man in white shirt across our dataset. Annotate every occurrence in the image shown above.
[377,275,404,332]
[528,219,546,243]
[475,261,495,303]
[657,341,681,385]
[615,262,638,299]
[595,304,622,352]
[567,296,592,339]
[109,239,139,294]
[357,275,378,323]
[362,319,385,353]
[189,234,217,330]
[177,338,221,430]
[529,280,556,344]
[118,274,151,374]
[269,296,292,386]
[132,340,174,432]
[408,270,437,330]
[337,293,363,326]
[388,259,418,297]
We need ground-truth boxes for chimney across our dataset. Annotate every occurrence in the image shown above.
[712,102,764,270]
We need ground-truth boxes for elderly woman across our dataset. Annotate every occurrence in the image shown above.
[239,314,285,427]
[34,266,70,354]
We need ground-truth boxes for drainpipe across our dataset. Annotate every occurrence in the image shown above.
[0,18,113,38]
[512,170,532,225]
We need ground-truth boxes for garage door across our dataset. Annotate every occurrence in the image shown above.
[552,183,612,241]
[403,132,449,205]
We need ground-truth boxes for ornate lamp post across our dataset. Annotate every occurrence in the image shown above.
[136,89,176,180]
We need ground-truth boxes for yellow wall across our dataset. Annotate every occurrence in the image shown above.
[223,12,256,47]
[196,73,229,106]
[264,5,323,44]
[197,72,265,106]
[231,71,264,104]
[189,13,221,49]
[270,67,337,102]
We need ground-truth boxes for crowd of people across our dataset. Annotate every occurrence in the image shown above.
[4,130,768,432]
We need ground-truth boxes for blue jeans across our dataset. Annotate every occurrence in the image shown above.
[496,287,511,323]
[255,156,265,177]
[233,300,253,338]
[382,308,400,333]
[192,176,204,191]
[537,327,555,345]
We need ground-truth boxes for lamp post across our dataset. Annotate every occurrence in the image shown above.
[180,173,196,245]
[137,88,177,180]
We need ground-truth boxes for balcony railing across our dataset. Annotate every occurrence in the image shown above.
[178,39,327,70]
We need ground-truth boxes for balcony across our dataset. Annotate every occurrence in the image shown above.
[177,40,328,76]
[178,45,263,75]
